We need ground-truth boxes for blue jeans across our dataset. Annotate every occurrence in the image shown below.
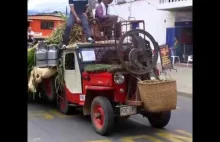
[63,13,91,45]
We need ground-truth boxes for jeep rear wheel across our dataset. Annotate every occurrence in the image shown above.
[44,78,56,102]
[58,88,70,115]
[91,96,114,136]
[148,111,171,128]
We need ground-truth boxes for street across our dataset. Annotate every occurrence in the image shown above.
[28,95,192,142]
[157,65,192,95]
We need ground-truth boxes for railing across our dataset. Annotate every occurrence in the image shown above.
[159,0,188,4]
[158,0,192,10]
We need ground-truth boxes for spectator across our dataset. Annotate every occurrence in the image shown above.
[174,37,184,62]
[27,27,34,42]
[95,0,118,39]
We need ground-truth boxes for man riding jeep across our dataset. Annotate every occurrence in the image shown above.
[62,0,95,46]
[95,0,118,39]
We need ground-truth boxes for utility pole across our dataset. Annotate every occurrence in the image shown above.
[66,5,67,16]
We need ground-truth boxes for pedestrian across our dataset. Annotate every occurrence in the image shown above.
[28,27,35,42]
[62,0,95,46]
[173,37,184,62]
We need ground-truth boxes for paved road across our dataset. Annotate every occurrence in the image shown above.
[28,95,192,142]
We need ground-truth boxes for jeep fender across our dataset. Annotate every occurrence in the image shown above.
[83,86,114,115]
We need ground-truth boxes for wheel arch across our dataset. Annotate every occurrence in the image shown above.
[83,90,114,115]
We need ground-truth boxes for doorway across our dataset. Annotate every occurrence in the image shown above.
[166,21,192,63]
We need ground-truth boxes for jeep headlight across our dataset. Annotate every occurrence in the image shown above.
[114,74,125,84]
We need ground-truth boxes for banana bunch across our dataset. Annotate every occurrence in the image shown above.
[46,24,66,44]
[27,45,37,76]
[69,24,83,43]
[46,23,83,44]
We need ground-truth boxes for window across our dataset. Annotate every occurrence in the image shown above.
[81,50,96,62]
[40,21,54,29]
[65,53,75,70]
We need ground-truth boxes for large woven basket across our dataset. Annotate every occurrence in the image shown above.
[138,80,177,112]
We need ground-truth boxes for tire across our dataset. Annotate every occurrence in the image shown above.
[59,88,70,115]
[36,83,50,104]
[91,96,114,136]
[30,93,44,103]
[43,78,56,102]
[28,91,34,102]
[147,111,171,128]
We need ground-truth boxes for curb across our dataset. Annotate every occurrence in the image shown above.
[178,91,192,98]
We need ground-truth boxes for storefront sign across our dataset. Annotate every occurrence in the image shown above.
[159,44,173,71]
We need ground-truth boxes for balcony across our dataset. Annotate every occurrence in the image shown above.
[157,0,192,11]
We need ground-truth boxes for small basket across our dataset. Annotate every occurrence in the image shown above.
[138,79,177,112]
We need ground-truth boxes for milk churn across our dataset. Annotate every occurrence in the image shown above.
[35,41,48,67]
[47,44,58,67]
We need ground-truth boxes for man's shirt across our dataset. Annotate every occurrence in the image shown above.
[28,31,34,37]
[69,0,88,14]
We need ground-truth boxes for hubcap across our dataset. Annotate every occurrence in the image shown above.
[93,105,104,129]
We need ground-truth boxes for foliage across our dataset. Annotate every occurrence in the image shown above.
[84,64,125,73]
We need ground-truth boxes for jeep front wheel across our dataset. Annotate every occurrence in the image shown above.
[148,111,171,128]
[91,96,114,136]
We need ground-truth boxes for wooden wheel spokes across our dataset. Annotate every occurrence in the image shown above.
[117,29,159,75]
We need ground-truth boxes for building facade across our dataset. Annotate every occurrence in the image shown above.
[108,0,192,63]
[28,14,65,38]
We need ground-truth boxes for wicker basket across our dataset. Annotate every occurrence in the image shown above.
[138,80,177,112]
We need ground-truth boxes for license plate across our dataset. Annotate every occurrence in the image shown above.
[120,106,137,116]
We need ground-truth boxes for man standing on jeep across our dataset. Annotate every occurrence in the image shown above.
[62,0,95,45]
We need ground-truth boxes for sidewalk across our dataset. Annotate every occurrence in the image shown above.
[157,64,192,96]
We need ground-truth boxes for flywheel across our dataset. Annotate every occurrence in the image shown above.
[117,29,159,75]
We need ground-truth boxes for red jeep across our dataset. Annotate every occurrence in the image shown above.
[41,20,175,135]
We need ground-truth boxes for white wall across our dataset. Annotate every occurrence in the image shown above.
[108,0,176,45]
[107,0,176,63]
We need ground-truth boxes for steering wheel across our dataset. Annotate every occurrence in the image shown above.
[117,29,159,75]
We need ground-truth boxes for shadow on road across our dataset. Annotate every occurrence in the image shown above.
[28,102,168,138]
[74,115,165,138]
